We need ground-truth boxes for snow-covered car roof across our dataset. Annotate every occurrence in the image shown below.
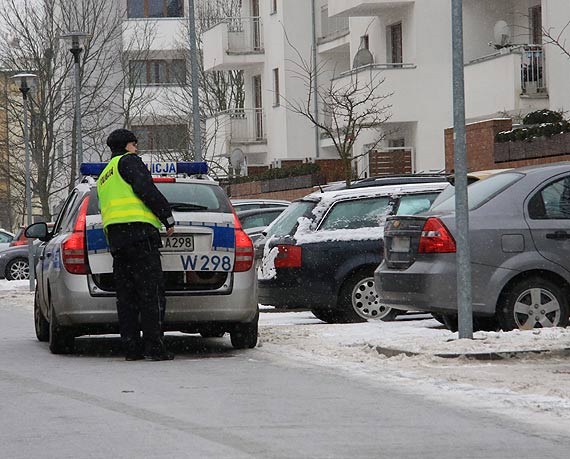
[304,181,449,203]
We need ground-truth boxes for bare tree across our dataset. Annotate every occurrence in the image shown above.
[284,38,392,186]
[157,0,244,178]
[543,20,570,59]
[0,0,128,220]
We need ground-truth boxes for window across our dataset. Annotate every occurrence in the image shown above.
[127,0,183,19]
[270,0,277,14]
[264,201,316,238]
[432,172,524,212]
[395,193,441,216]
[529,5,542,45]
[272,68,280,106]
[131,125,189,151]
[388,22,403,64]
[319,197,391,231]
[529,176,570,219]
[129,59,186,85]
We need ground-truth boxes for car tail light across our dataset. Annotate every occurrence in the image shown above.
[418,217,456,253]
[62,196,90,274]
[11,239,27,246]
[274,245,302,268]
[232,212,254,272]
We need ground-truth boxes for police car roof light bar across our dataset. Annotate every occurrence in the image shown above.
[79,161,208,177]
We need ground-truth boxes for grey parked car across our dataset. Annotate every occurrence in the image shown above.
[237,207,286,242]
[376,163,570,331]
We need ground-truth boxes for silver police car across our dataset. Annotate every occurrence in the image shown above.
[26,162,258,354]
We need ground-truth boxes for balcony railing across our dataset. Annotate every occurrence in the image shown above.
[319,7,349,43]
[227,108,266,142]
[223,17,264,54]
[520,45,545,95]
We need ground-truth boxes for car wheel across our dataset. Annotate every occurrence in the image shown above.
[5,257,29,281]
[49,304,75,354]
[34,287,49,342]
[311,308,339,323]
[334,270,380,323]
[230,313,259,349]
[498,276,569,331]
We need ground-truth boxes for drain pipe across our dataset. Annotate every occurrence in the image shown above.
[311,0,320,158]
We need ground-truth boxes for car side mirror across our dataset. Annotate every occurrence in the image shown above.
[25,222,50,241]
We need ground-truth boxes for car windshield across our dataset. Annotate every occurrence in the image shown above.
[430,172,524,212]
[155,182,232,212]
[396,192,441,215]
[319,196,391,230]
[264,201,316,238]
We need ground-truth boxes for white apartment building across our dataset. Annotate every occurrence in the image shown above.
[204,0,570,177]
[120,0,190,160]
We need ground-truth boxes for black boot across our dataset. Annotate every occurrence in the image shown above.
[124,339,144,361]
[144,339,174,361]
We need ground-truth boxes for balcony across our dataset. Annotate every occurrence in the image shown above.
[318,7,350,55]
[122,18,185,52]
[331,63,418,123]
[206,109,267,160]
[328,0,414,17]
[203,17,264,72]
[465,45,548,120]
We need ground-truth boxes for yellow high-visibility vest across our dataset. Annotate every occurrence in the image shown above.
[97,153,162,230]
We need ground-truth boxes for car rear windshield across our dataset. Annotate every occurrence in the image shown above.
[88,182,232,214]
[264,201,317,238]
[430,172,524,212]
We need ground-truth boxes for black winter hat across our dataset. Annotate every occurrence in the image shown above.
[106,129,138,153]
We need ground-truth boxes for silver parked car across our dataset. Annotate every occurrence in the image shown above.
[27,162,258,354]
[0,228,14,251]
[231,198,290,212]
[376,163,570,331]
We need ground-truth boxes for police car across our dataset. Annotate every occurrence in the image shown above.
[26,162,258,354]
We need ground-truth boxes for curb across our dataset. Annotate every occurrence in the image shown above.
[374,346,570,361]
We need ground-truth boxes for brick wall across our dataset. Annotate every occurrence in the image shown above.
[444,119,512,172]
[227,159,344,199]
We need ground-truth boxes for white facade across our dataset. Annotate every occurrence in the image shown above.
[118,0,191,160]
[204,0,570,176]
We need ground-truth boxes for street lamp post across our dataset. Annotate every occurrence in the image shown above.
[11,73,37,292]
[60,31,89,177]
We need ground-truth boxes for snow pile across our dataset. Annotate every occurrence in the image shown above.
[0,280,34,311]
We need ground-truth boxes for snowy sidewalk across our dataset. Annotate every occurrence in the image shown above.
[260,307,570,360]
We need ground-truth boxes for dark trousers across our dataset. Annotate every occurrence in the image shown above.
[111,238,166,352]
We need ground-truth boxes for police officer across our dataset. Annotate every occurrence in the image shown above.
[97,129,175,361]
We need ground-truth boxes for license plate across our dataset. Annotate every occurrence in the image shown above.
[161,235,194,252]
[391,237,410,253]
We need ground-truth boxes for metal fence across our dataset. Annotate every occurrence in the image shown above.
[229,108,265,142]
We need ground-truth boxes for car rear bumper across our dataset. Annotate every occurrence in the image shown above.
[375,256,458,314]
[375,257,501,316]
[258,276,335,309]
[51,270,258,328]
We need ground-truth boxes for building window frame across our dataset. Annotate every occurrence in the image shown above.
[127,0,184,19]
[270,0,278,15]
[387,21,403,65]
[272,68,280,107]
[129,59,186,86]
[132,124,189,151]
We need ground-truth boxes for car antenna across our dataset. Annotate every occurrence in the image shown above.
[316,174,324,193]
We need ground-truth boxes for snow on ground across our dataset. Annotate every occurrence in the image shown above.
[258,309,570,432]
[3,279,570,431]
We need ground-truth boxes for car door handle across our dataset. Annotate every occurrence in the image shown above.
[545,231,570,240]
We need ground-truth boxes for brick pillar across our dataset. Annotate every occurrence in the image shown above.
[444,119,513,172]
